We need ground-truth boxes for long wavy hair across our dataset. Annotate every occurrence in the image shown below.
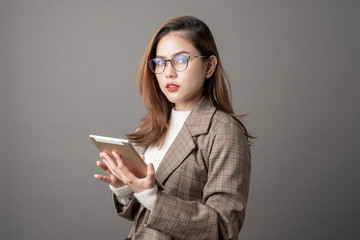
[128,16,252,147]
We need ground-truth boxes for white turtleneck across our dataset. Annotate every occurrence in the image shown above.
[110,108,191,210]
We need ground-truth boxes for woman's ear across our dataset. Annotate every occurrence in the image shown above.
[205,55,218,79]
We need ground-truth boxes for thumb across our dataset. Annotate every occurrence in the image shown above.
[147,163,155,182]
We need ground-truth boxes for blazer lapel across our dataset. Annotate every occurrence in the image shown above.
[156,97,216,185]
[156,123,195,184]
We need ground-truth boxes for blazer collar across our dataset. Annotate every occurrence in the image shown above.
[184,96,217,137]
[156,96,216,185]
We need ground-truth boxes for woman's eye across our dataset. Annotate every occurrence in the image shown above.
[154,59,165,65]
[174,56,187,64]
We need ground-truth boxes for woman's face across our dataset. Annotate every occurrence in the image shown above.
[155,32,208,111]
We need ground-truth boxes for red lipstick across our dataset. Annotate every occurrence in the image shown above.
[166,83,179,92]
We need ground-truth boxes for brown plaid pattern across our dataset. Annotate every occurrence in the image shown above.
[113,97,251,240]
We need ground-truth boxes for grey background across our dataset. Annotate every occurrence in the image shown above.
[1,0,359,239]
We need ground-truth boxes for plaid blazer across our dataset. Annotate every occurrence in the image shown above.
[113,97,251,240]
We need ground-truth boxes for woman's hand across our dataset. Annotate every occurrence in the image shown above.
[101,151,156,194]
[94,153,125,188]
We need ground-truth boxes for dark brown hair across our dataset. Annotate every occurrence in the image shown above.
[128,16,252,147]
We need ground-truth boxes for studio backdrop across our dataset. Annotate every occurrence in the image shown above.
[1,0,359,239]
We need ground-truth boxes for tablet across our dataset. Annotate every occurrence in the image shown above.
[89,135,164,189]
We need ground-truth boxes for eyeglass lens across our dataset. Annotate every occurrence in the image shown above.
[149,56,188,74]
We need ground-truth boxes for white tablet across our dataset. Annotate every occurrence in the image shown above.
[89,135,164,189]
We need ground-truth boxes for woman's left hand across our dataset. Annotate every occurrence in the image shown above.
[100,151,156,194]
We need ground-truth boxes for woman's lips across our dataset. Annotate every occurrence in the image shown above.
[166,83,179,92]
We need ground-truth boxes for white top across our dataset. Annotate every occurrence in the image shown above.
[144,108,191,171]
[110,108,191,210]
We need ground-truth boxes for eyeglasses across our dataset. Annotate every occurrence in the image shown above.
[148,55,206,74]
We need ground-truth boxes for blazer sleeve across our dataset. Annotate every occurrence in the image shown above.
[113,194,141,221]
[142,122,251,240]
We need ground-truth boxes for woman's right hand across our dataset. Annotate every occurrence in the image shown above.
[94,153,125,188]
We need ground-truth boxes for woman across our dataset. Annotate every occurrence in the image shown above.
[94,16,252,240]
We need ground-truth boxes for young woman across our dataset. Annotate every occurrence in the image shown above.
[94,16,252,240]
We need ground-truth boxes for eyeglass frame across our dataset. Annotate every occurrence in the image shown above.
[148,55,206,74]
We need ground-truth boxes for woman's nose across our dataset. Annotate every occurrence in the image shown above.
[165,61,177,78]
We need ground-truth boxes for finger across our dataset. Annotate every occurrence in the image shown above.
[100,152,108,161]
[147,163,156,184]
[113,157,139,185]
[102,157,116,175]
[98,158,115,175]
[101,152,114,161]
[101,152,119,171]
[102,154,117,170]
[100,152,112,161]
[96,160,107,170]
[102,157,126,183]
[110,151,135,180]
[111,151,123,166]
[96,161,114,176]
[115,155,136,178]
[94,174,111,184]
[104,152,137,185]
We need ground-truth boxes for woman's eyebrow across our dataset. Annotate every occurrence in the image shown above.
[156,51,191,58]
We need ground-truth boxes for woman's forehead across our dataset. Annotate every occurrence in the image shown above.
[156,32,198,57]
